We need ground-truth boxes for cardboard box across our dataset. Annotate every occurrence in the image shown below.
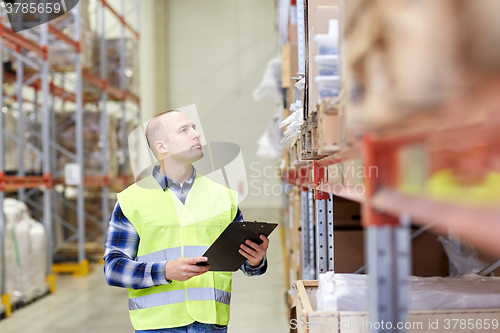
[286,43,299,109]
[286,187,304,282]
[460,0,500,72]
[340,0,369,35]
[412,230,449,277]
[306,1,339,117]
[333,196,361,222]
[289,23,298,44]
[292,188,304,279]
[317,98,341,155]
[334,230,364,273]
[304,112,329,160]
[282,44,292,88]
[382,0,461,107]
[316,6,337,35]
[343,0,381,72]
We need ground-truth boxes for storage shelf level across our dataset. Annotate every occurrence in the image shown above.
[372,188,500,256]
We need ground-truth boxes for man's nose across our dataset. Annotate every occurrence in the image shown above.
[193,129,201,139]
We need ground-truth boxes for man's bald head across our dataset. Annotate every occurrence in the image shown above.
[145,110,179,158]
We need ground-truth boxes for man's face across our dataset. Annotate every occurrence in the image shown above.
[161,112,203,163]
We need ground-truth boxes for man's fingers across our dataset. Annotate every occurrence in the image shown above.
[240,243,258,256]
[244,239,266,254]
[260,235,270,249]
[186,256,208,264]
[244,239,263,252]
[185,264,210,274]
[244,239,258,247]
[239,249,255,260]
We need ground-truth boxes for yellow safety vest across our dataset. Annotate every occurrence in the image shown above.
[116,174,238,330]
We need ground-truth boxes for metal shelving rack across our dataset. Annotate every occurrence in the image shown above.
[0,0,140,317]
[49,0,141,275]
[280,0,500,331]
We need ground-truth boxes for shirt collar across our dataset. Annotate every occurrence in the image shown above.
[152,165,196,191]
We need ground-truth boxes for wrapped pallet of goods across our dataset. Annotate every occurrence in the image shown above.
[0,240,3,314]
[92,38,140,95]
[3,109,43,175]
[6,0,93,71]
[55,189,116,262]
[3,199,24,305]
[26,211,48,299]
[48,0,93,71]
[0,219,6,316]
[3,198,48,306]
[56,111,119,178]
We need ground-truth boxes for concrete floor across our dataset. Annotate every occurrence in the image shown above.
[0,208,290,333]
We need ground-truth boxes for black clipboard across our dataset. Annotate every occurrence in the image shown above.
[196,221,278,271]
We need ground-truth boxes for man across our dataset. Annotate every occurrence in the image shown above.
[103,110,269,333]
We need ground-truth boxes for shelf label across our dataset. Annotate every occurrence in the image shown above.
[64,163,81,185]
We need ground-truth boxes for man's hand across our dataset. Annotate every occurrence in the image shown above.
[239,234,269,267]
[165,256,210,281]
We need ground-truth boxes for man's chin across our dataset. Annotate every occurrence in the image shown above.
[193,151,204,162]
[186,150,204,163]
[169,149,204,164]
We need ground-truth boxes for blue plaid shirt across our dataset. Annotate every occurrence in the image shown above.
[103,165,267,289]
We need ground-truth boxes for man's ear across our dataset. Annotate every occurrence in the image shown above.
[155,140,168,155]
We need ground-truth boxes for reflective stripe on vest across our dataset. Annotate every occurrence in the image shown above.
[136,246,208,263]
[129,288,231,310]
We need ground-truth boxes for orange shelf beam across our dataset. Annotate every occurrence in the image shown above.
[1,25,44,56]
[2,176,45,190]
[101,0,140,40]
[372,188,500,257]
[48,23,78,51]
[1,24,140,106]
[316,141,363,166]
[316,184,365,203]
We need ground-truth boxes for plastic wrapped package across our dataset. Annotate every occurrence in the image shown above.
[6,200,32,302]
[18,203,48,299]
[279,106,304,148]
[3,110,43,174]
[256,111,283,160]
[253,55,283,104]
[314,20,340,55]
[48,0,92,70]
[3,222,18,303]
[28,219,48,298]
[56,112,119,178]
[318,272,500,312]
[438,236,489,276]
[3,199,48,303]
[13,218,31,301]
[317,272,368,312]
[295,78,306,91]
[92,38,139,94]
[7,0,93,71]
[3,198,25,303]
[0,224,3,310]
